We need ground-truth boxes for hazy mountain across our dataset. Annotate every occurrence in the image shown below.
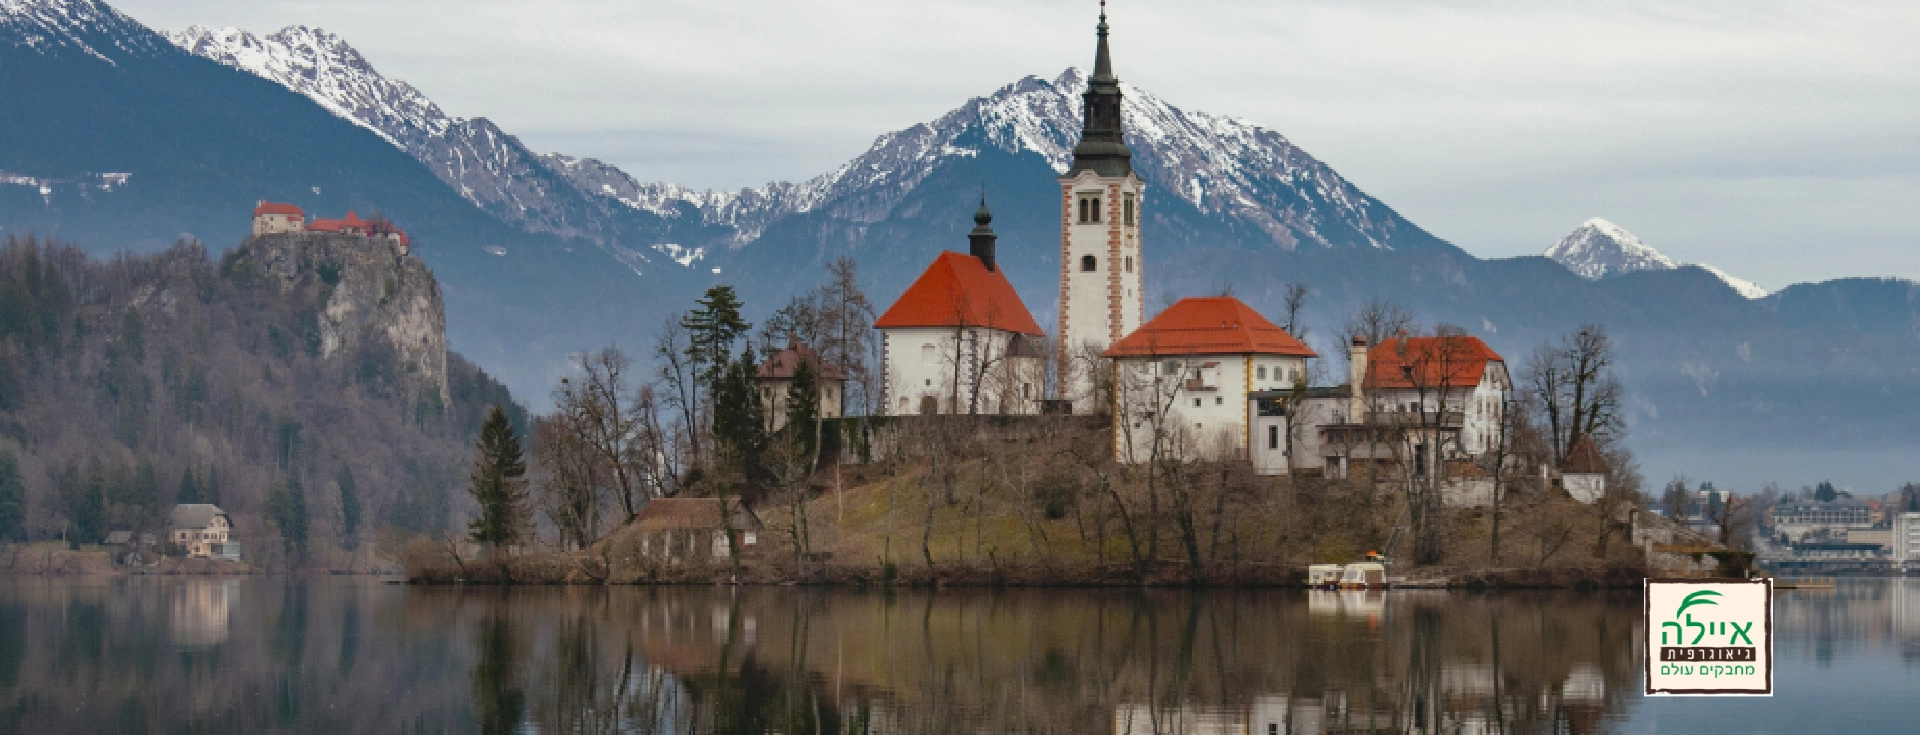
[9,0,1920,488]
[1546,218,1767,299]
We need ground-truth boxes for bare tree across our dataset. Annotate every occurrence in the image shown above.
[1281,282,1311,340]
[555,347,657,524]
[1526,325,1623,465]
[531,413,603,550]
[1341,299,1416,363]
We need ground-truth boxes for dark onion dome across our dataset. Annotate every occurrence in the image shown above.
[1069,5,1133,178]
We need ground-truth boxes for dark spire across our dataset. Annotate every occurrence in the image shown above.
[968,193,998,272]
[1069,0,1132,177]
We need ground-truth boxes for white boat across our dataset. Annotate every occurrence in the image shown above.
[1307,564,1344,589]
[1337,562,1388,589]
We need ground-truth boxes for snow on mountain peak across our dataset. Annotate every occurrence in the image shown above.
[2,0,166,63]
[1545,218,1679,279]
[167,24,451,146]
[1545,218,1766,299]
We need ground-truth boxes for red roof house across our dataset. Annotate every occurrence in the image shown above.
[253,201,304,217]
[874,251,1044,336]
[1363,335,1505,390]
[1104,297,1316,358]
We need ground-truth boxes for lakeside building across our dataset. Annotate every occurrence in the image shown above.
[1105,296,1316,466]
[170,504,241,560]
[632,497,761,566]
[754,339,846,432]
[874,200,1046,416]
[1560,435,1610,503]
[1316,335,1510,484]
[1894,512,1920,565]
[1773,500,1875,543]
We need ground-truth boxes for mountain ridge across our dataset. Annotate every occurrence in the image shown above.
[1545,217,1767,299]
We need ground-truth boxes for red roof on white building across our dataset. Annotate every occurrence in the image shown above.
[874,252,1044,335]
[1105,297,1316,358]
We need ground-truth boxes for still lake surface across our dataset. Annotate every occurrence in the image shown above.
[1,577,1917,733]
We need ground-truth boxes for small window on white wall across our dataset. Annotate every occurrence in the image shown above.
[1257,366,1267,380]
[921,344,936,364]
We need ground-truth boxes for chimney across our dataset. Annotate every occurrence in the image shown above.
[968,194,997,272]
[1348,336,1369,423]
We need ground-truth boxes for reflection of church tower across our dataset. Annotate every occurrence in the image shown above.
[1058,4,1144,412]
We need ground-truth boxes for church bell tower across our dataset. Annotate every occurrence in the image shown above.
[1058,3,1144,412]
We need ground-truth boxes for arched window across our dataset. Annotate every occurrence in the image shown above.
[1080,255,1097,272]
[1125,256,1133,273]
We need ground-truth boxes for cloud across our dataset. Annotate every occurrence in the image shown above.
[112,0,1920,287]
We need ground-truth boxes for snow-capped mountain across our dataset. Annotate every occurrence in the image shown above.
[0,0,164,62]
[1546,218,1679,279]
[543,68,1438,253]
[167,24,646,250]
[1546,218,1766,299]
[169,23,1442,257]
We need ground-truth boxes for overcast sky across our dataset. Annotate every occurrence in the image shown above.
[113,0,1920,289]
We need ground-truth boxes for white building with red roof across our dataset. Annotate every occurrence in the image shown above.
[1105,296,1317,464]
[874,200,1047,416]
[753,339,847,431]
[1317,334,1511,483]
[251,201,306,236]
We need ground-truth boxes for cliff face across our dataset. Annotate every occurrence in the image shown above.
[243,232,448,403]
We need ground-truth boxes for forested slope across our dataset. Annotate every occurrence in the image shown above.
[0,234,522,567]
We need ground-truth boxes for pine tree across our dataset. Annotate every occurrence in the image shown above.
[337,465,361,551]
[682,285,750,388]
[467,405,528,554]
[710,348,765,480]
[268,475,310,559]
[0,450,24,541]
[785,354,821,463]
[1814,480,1838,503]
[176,467,200,505]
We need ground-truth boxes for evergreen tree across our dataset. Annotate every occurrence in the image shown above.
[125,457,160,515]
[268,475,310,559]
[176,467,200,505]
[467,405,529,553]
[785,354,821,463]
[1814,480,1838,503]
[70,461,107,544]
[710,348,766,479]
[203,466,223,507]
[682,285,750,388]
[337,465,361,551]
[0,450,24,541]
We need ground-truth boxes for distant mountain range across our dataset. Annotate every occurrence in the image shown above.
[5,0,1918,489]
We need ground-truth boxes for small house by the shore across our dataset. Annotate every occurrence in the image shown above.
[754,339,847,432]
[632,497,761,566]
[171,504,241,561]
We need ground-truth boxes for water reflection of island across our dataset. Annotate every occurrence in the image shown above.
[170,579,239,648]
[579,589,1643,733]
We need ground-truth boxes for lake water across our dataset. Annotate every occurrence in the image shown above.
[1,577,1917,733]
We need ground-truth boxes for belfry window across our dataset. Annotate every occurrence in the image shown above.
[1080,255,1097,272]
[1123,193,1135,225]
[1125,256,1133,273]
[1077,193,1102,224]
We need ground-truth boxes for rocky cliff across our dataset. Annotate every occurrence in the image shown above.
[239,231,447,404]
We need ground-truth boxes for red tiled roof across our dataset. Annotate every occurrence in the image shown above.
[1364,335,1504,389]
[1104,297,1316,358]
[307,218,342,232]
[756,340,847,381]
[1562,435,1609,475]
[341,211,367,228]
[253,201,303,217]
[874,252,1044,335]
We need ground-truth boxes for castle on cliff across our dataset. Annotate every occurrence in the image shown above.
[251,201,411,255]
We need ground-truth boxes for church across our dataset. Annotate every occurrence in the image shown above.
[871,6,1326,471]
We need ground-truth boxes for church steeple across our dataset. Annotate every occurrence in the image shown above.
[968,193,998,272]
[1070,1,1132,177]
